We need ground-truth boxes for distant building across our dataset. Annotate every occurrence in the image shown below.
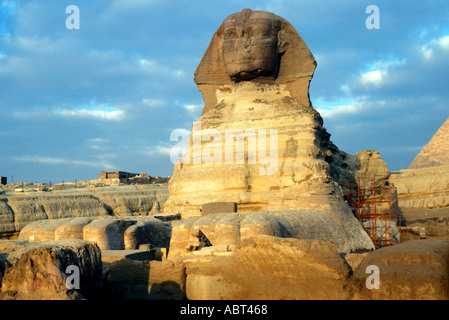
[0,176,7,185]
[88,171,169,186]
[99,171,139,180]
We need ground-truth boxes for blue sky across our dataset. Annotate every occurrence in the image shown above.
[1,0,448,183]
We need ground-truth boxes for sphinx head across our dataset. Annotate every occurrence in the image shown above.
[194,9,316,114]
[222,9,286,82]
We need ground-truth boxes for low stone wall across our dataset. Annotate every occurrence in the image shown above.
[0,184,169,239]
[18,216,171,251]
[390,165,449,240]
[390,165,449,211]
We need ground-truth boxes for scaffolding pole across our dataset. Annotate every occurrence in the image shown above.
[344,174,401,249]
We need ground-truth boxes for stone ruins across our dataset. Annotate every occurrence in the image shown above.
[1,9,449,301]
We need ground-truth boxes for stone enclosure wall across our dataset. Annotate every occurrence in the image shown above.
[18,216,170,251]
[0,184,169,239]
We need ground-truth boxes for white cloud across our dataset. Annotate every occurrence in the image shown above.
[143,98,164,107]
[15,155,116,170]
[143,129,191,160]
[420,35,449,60]
[314,97,364,119]
[139,58,156,68]
[89,137,109,144]
[421,45,433,59]
[87,138,110,150]
[316,103,363,119]
[54,108,125,121]
[11,110,49,119]
[173,70,186,78]
[138,57,187,79]
[360,70,385,86]
[147,146,173,156]
[358,58,406,87]
[184,104,203,114]
[436,35,449,50]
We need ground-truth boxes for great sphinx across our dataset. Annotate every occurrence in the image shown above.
[164,9,376,254]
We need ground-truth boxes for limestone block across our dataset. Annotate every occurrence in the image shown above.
[18,219,73,242]
[0,197,14,236]
[123,217,169,250]
[102,258,186,300]
[202,202,237,215]
[168,217,201,258]
[16,216,173,253]
[55,218,93,241]
[354,150,389,182]
[101,250,151,264]
[82,218,137,250]
[0,239,102,300]
[351,239,449,300]
[185,236,352,300]
[390,165,449,211]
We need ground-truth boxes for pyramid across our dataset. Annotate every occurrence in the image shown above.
[409,116,449,169]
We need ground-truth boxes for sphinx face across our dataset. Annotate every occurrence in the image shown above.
[222,11,282,82]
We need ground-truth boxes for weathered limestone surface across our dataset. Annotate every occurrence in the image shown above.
[101,250,152,264]
[168,210,375,257]
[164,9,353,218]
[391,165,449,211]
[164,82,348,217]
[389,165,449,242]
[162,9,378,254]
[183,237,449,300]
[0,239,102,300]
[91,184,168,216]
[352,150,389,182]
[351,239,449,300]
[409,116,449,169]
[123,218,168,250]
[185,236,352,300]
[102,258,186,300]
[18,216,170,251]
[83,218,138,250]
[0,184,169,238]
[55,217,94,241]
[3,237,446,300]
[194,9,316,114]
[202,202,237,215]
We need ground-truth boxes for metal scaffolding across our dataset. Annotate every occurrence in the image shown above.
[344,174,401,249]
